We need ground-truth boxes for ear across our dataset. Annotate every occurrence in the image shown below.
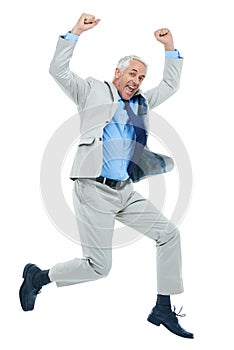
[115,67,122,79]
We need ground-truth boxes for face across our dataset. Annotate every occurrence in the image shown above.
[113,59,146,100]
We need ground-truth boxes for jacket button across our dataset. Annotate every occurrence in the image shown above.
[99,137,102,141]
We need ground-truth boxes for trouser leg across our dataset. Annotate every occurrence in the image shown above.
[49,179,115,287]
[116,190,184,295]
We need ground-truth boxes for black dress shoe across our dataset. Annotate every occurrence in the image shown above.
[19,263,42,311]
[147,306,194,339]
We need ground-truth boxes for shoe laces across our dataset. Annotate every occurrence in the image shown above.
[172,305,186,318]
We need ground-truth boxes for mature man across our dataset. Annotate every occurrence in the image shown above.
[19,14,193,339]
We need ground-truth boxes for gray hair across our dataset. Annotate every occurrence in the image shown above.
[116,55,148,73]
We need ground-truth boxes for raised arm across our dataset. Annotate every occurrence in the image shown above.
[145,28,183,109]
[49,14,100,109]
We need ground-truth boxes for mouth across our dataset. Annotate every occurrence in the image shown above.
[125,85,137,96]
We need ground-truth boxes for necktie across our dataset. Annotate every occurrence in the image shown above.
[123,100,147,176]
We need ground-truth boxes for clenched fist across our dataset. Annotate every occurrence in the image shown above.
[71,13,101,36]
[154,28,174,51]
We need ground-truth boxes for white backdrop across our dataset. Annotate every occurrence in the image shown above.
[1,0,234,349]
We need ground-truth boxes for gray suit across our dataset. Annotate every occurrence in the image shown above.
[48,37,184,295]
[49,38,183,181]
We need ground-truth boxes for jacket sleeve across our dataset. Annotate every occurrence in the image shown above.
[145,57,183,109]
[49,37,92,110]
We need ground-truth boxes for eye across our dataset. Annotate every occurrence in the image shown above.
[129,72,136,77]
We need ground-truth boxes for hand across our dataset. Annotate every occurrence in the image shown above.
[154,28,174,51]
[71,13,101,36]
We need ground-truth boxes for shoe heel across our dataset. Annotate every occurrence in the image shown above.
[22,263,33,278]
[147,315,161,327]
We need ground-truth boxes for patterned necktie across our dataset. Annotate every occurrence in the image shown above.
[123,100,147,176]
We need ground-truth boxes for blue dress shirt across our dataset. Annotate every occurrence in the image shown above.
[63,32,181,180]
[101,96,138,180]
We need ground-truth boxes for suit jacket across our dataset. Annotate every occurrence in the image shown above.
[49,37,183,182]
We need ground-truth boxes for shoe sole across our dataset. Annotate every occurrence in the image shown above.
[147,316,194,339]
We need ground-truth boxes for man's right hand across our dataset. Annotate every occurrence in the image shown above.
[71,13,101,36]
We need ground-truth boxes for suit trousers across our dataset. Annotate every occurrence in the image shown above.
[49,178,184,295]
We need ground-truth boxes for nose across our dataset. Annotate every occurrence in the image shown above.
[132,76,140,86]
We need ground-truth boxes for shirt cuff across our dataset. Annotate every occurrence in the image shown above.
[63,31,79,42]
[165,49,181,58]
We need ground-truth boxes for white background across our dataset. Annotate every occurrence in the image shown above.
[1,0,234,349]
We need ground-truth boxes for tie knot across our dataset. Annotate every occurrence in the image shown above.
[122,99,129,105]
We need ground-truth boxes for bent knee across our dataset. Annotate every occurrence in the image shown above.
[157,225,180,246]
[94,264,112,278]
[87,258,112,278]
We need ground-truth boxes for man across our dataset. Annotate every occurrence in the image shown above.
[19,13,193,339]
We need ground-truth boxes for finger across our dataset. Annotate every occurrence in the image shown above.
[84,15,96,24]
[155,28,170,37]
[80,13,93,21]
[154,29,160,36]
[154,29,163,37]
[159,28,170,37]
[91,19,101,28]
[86,19,101,30]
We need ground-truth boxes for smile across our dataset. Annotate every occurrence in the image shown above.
[126,85,137,94]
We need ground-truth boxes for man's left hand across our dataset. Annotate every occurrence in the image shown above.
[154,28,174,51]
